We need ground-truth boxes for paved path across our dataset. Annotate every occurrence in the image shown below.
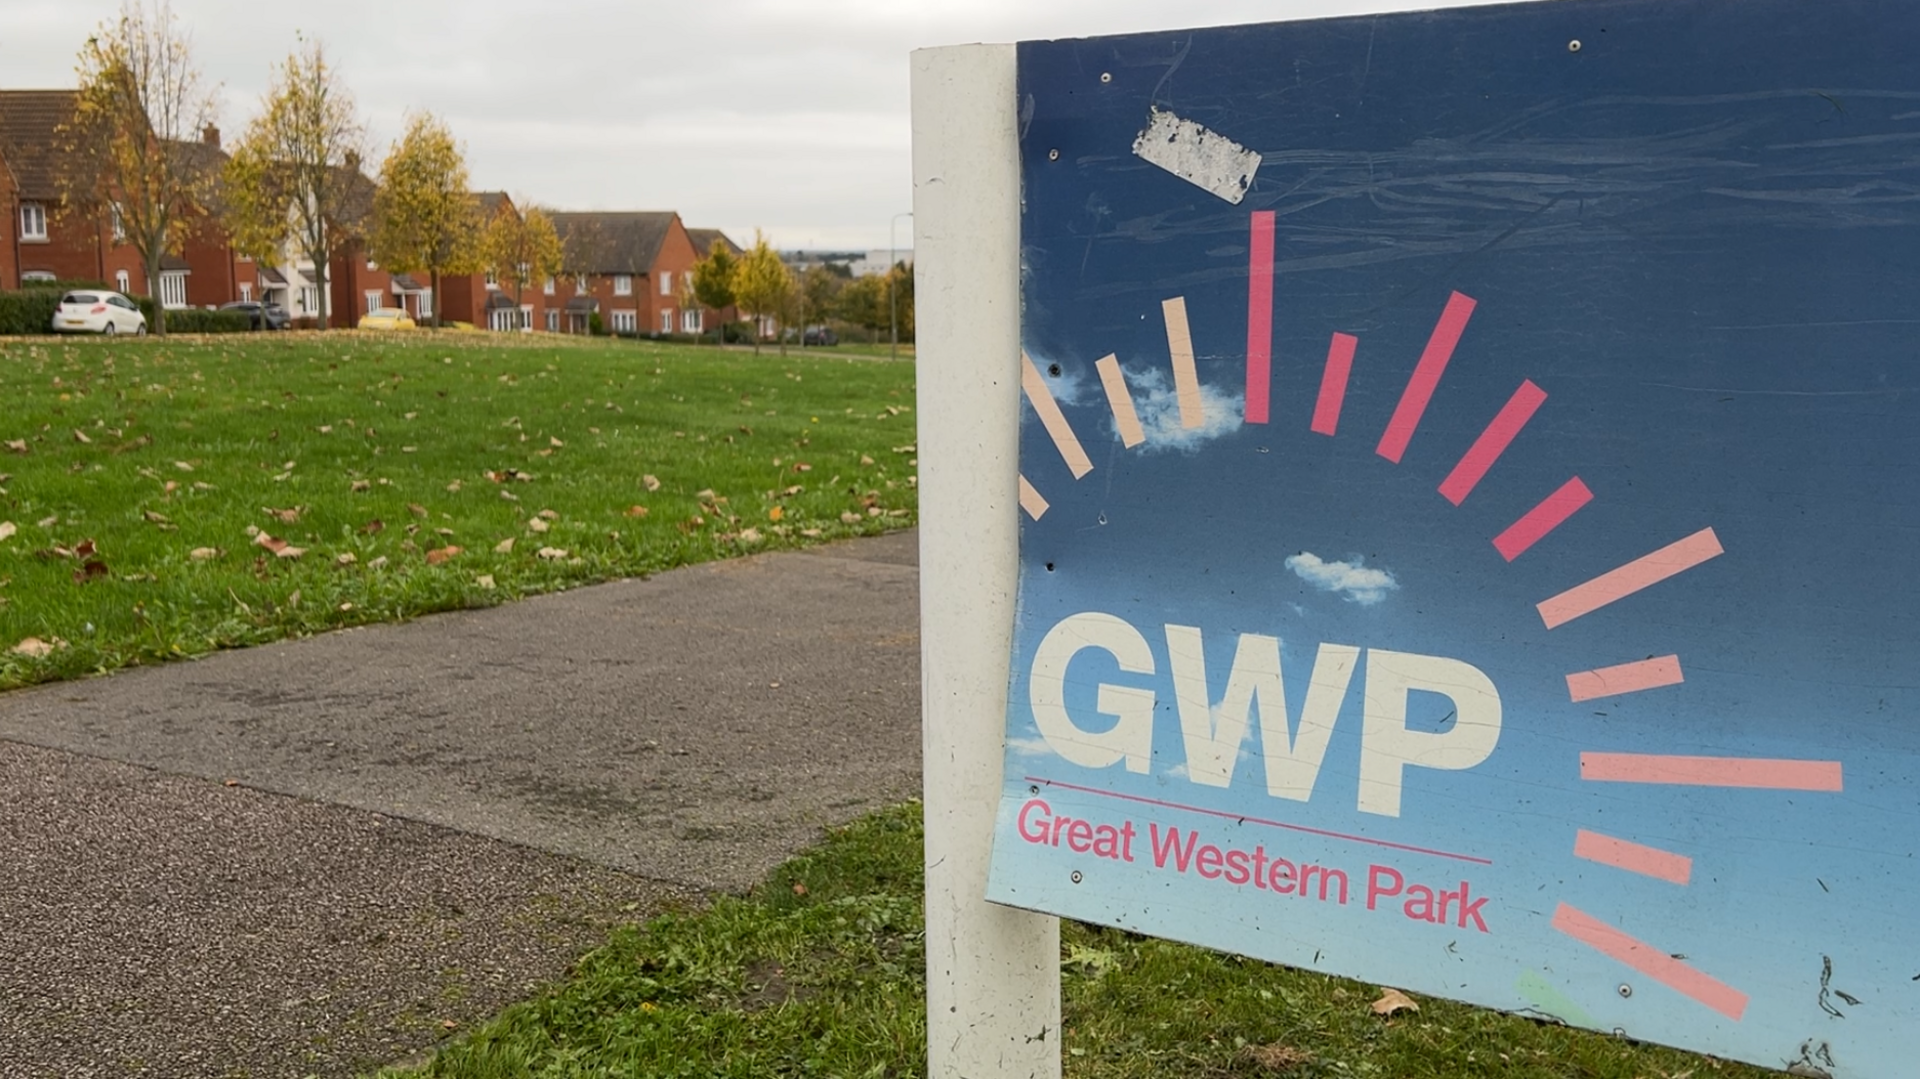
[0,531,922,1078]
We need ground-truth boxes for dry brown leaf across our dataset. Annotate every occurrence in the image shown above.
[840,511,860,524]
[549,436,564,447]
[536,546,567,560]
[189,546,221,561]
[143,510,171,525]
[446,480,462,492]
[361,519,384,535]
[1371,988,1419,1017]
[72,559,108,583]
[5,439,28,454]
[75,539,96,559]
[425,545,462,565]
[1240,1044,1312,1073]
[266,507,300,524]
[475,574,496,589]
[37,515,57,528]
[738,528,763,544]
[767,506,784,522]
[800,528,823,538]
[351,479,371,492]
[642,474,661,492]
[695,488,717,501]
[624,505,649,518]
[527,517,550,533]
[493,537,515,554]
[0,522,14,541]
[407,503,428,518]
[860,455,874,465]
[173,460,192,471]
[335,552,357,566]
[792,462,812,473]
[11,636,61,658]
[537,509,558,520]
[367,556,389,569]
[72,429,91,444]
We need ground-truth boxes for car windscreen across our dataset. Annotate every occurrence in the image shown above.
[61,293,99,305]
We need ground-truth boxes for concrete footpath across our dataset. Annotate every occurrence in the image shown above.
[0,531,923,1078]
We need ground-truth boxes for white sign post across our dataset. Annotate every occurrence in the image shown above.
[913,42,1062,1079]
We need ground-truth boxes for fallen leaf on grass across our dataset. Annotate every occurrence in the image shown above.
[792,462,812,473]
[537,509,558,520]
[72,559,108,583]
[527,517,549,533]
[860,455,874,465]
[499,489,518,502]
[624,505,649,518]
[1240,1043,1312,1072]
[446,480,462,492]
[367,556,388,569]
[74,539,96,559]
[72,429,91,444]
[475,574,495,589]
[800,528,823,538]
[10,636,64,658]
[493,538,515,554]
[407,503,428,518]
[536,546,567,560]
[253,532,305,559]
[37,515,57,528]
[189,547,222,561]
[351,479,371,492]
[143,510,171,525]
[768,506,784,522]
[549,437,564,448]
[265,507,301,524]
[335,552,357,566]
[361,519,384,535]
[0,522,14,541]
[738,528,763,544]
[173,460,193,471]
[425,545,462,565]
[1371,988,1419,1017]
[642,474,661,492]
[5,440,27,454]
[791,882,808,896]
[840,511,861,524]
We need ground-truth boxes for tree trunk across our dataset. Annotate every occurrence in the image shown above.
[147,250,167,337]
[313,247,330,331]
[430,267,441,328]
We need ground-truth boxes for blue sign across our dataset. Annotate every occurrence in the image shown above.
[986,1,1920,1074]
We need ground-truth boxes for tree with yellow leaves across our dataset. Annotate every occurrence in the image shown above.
[730,231,793,356]
[480,200,562,329]
[66,0,218,336]
[370,112,481,328]
[223,38,364,330]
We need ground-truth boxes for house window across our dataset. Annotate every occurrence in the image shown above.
[20,202,47,241]
[239,283,253,302]
[610,310,637,334]
[682,308,703,333]
[543,276,555,295]
[159,271,189,310]
[367,258,378,271]
[545,309,558,332]
[613,274,632,296]
[660,309,674,333]
[485,269,498,289]
[22,270,55,283]
[115,270,131,294]
[519,304,533,331]
[365,291,382,314]
[659,271,672,296]
[111,204,126,243]
[300,286,319,314]
[489,306,516,332]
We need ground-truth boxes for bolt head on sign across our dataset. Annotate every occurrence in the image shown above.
[988,1,1920,1074]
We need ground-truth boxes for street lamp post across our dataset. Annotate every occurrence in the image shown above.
[890,211,913,361]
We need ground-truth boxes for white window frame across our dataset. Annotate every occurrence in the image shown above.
[660,309,674,333]
[20,202,47,241]
[519,304,533,332]
[110,203,126,243]
[613,274,633,296]
[545,309,559,332]
[683,308,703,333]
[485,268,499,289]
[659,271,672,295]
[610,310,637,334]
[239,283,253,302]
[159,271,189,310]
[300,285,319,314]
[115,270,131,294]
[22,270,55,283]
[365,291,382,314]
[543,276,555,295]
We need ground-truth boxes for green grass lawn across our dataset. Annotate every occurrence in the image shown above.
[0,330,917,689]
[375,803,1773,1079]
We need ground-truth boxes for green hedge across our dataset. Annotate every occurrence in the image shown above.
[132,298,252,334]
[0,288,65,335]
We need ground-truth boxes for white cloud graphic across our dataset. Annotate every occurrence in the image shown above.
[1005,735,1055,758]
[1285,552,1398,605]
[1116,366,1244,453]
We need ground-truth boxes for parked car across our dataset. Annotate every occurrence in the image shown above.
[802,326,839,346]
[50,291,147,336]
[219,301,291,331]
[358,307,417,331]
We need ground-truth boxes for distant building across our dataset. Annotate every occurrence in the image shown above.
[847,248,912,277]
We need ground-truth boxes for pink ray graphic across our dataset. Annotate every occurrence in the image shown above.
[1376,290,1476,463]
[1552,903,1748,1020]
[1095,354,1146,448]
[1536,527,1723,629]
[1573,829,1693,885]
[1438,380,1547,505]
[1017,475,1049,520]
[1566,655,1684,702]
[1020,351,1094,479]
[1245,211,1276,424]
[1311,333,1357,436]
[1581,752,1842,791]
[1493,477,1593,561]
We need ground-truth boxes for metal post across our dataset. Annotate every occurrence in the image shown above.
[914,43,1062,1079]
[890,211,912,360]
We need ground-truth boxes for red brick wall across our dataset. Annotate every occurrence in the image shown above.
[328,243,396,328]
[0,169,17,290]
[179,210,237,308]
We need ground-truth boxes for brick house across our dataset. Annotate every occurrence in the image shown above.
[549,211,713,336]
[685,226,743,331]
[0,89,245,311]
[439,191,536,331]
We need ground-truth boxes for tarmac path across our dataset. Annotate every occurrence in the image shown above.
[0,530,922,1078]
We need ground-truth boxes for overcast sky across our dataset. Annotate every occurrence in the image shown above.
[0,0,1517,250]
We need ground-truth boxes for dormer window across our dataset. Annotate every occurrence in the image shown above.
[485,269,498,288]
[20,202,47,241]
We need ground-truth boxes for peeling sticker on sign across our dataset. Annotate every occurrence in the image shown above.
[1130,108,1260,204]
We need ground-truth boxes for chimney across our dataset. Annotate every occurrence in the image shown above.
[201,124,220,148]
[344,149,362,173]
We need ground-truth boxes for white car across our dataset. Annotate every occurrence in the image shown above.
[51,291,147,335]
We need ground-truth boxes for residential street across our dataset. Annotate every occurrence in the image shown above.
[0,531,922,1078]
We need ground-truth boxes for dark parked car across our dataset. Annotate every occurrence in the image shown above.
[802,326,839,346]
[219,301,291,331]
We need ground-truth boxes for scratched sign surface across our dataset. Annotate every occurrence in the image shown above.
[985,0,1920,1073]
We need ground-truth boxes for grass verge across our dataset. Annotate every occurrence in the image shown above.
[376,803,1775,1079]
[0,331,916,689]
